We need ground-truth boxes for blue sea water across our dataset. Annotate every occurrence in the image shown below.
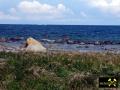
[0,24,120,42]
[0,24,120,52]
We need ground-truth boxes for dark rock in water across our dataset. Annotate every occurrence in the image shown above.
[0,37,24,42]
[117,42,120,44]
[8,37,23,42]
[85,41,94,45]
[103,41,113,45]
[84,40,116,45]
[73,40,81,44]
[113,41,120,45]
[85,45,89,48]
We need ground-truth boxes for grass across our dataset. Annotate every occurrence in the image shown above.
[0,51,120,90]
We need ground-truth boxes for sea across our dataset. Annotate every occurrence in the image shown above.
[0,24,120,53]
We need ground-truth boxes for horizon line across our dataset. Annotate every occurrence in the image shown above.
[0,23,120,26]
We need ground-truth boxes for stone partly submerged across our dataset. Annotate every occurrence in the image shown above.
[25,37,47,52]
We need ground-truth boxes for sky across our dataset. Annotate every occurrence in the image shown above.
[0,0,120,25]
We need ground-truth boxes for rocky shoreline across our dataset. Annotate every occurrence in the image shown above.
[1,37,120,45]
[0,37,120,53]
[40,38,120,45]
[0,43,120,54]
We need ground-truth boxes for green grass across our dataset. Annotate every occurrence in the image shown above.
[0,51,120,90]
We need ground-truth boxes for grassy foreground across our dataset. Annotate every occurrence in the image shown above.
[0,51,120,90]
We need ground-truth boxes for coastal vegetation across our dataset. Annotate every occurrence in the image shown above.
[0,51,120,90]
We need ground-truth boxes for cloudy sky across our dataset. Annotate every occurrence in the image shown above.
[0,0,120,25]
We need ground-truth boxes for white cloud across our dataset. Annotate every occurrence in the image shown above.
[80,12,87,17]
[12,0,72,19]
[0,0,73,20]
[88,0,120,16]
[9,8,17,14]
[0,11,20,20]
